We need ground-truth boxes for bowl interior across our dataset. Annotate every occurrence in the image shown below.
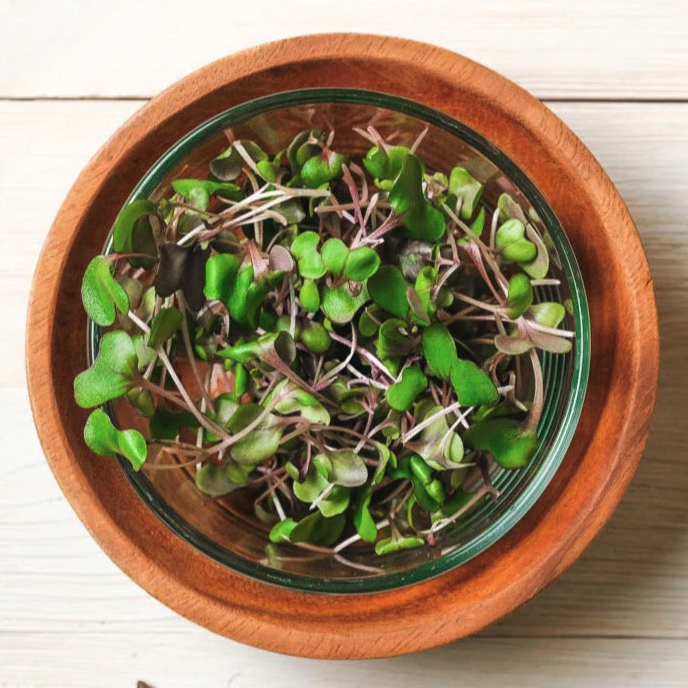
[92,89,589,593]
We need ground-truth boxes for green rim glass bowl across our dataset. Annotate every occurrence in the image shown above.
[90,88,590,594]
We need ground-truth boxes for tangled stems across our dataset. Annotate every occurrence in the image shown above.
[75,125,574,567]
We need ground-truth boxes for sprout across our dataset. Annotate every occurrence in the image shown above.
[75,125,572,566]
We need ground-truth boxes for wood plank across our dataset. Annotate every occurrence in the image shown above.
[0,101,141,387]
[2,101,687,653]
[1,0,688,99]
[1,635,688,687]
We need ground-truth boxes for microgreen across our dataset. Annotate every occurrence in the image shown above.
[81,256,130,327]
[448,167,483,220]
[112,199,158,268]
[84,409,147,470]
[389,155,446,241]
[75,124,573,566]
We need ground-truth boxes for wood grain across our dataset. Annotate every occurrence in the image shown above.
[2,634,688,688]
[22,35,658,658]
[2,0,688,99]
[1,97,685,682]
[4,101,683,642]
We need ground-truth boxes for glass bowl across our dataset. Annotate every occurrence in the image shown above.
[90,88,590,593]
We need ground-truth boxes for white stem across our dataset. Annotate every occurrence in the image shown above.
[402,401,463,443]
[329,332,396,382]
[127,310,227,439]
[333,519,390,553]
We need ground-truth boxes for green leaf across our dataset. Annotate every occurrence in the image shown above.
[494,334,535,355]
[112,199,158,268]
[172,179,242,204]
[204,394,239,443]
[149,406,199,441]
[293,460,331,504]
[387,366,428,411]
[407,399,464,470]
[226,462,252,484]
[389,155,446,241]
[367,265,409,318]
[300,151,347,188]
[147,307,182,349]
[497,193,527,224]
[328,450,368,487]
[297,254,326,279]
[501,239,537,263]
[204,253,241,304]
[291,232,325,278]
[268,379,331,425]
[406,286,430,325]
[520,224,550,279]
[342,246,380,282]
[276,200,306,225]
[372,441,395,484]
[269,518,298,543]
[450,358,498,407]
[353,490,377,542]
[448,167,483,220]
[119,275,143,310]
[505,273,533,319]
[495,219,537,263]
[411,475,440,511]
[195,463,238,496]
[526,329,573,354]
[301,321,332,354]
[131,334,157,370]
[421,323,457,380]
[362,145,409,181]
[358,306,381,337]
[288,511,322,542]
[287,129,323,173]
[218,332,278,364]
[530,302,566,328]
[240,140,269,163]
[463,418,538,469]
[414,266,438,319]
[375,318,414,360]
[375,535,424,556]
[74,331,138,408]
[227,403,282,465]
[245,278,270,328]
[125,387,155,417]
[210,146,243,181]
[321,283,369,324]
[227,262,254,323]
[470,207,486,237]
[299,279,320,313]
[83,409,147,470]
[435,489,473,519]
[291,511,346,546]
[321,237,348,275]
[409,454,434,485]
[495,218,525,247]
[256,159,280,182]
[81,256,130,326]
[291,232,320,258]
[318,485,350,517]
[233,363,249,398]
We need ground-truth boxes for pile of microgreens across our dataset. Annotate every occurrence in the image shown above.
[75,124,573,568]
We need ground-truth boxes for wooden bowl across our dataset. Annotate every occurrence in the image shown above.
[26,34,659,658]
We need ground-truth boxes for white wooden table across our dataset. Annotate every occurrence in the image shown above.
[2,2,687,686]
